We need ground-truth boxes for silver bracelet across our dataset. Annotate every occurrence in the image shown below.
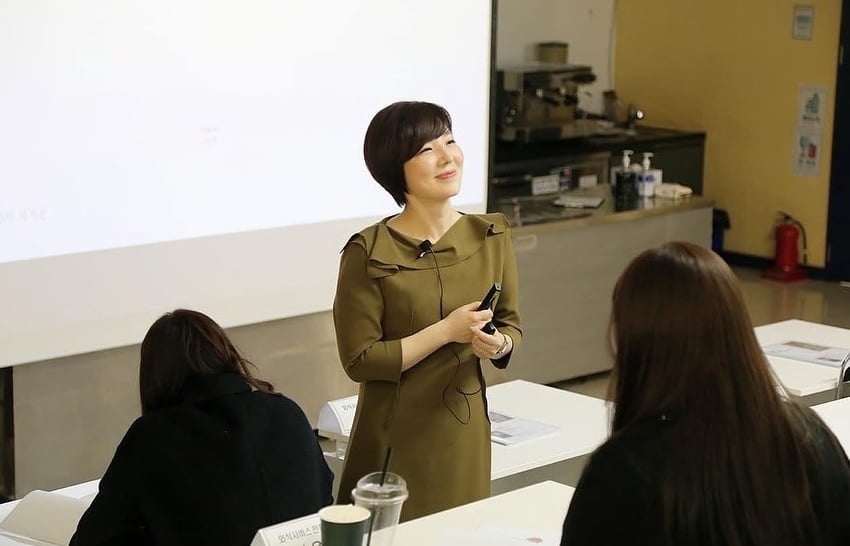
[493,333,509,357]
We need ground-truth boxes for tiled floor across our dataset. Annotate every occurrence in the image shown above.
[554,266,850,401]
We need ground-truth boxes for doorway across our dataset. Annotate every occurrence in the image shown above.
[826,1,850,281]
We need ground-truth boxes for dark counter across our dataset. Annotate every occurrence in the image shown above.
[494,125,706,165]
[491,125,707,198]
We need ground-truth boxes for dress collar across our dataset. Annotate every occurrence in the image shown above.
[355,213,507,275]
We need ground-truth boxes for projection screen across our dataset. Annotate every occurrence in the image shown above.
[0,0,492,366]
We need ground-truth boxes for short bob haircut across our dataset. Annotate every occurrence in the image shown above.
[139,309,274,415]
[363,101,453,206]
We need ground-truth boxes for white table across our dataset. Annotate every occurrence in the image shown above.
[487,380,608,494]
[2,480,573,546]
[0,480,98,545]
[812,397,850,453]
[395,480,574,546]
[756,320,850,405]
[323,380,610,498]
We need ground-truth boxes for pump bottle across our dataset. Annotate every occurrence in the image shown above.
[637,152,662,197]
[613,149,637,205]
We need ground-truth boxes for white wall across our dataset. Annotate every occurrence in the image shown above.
[496,0,616,114]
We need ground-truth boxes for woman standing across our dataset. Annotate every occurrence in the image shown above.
[333,101,521,520]
[560,242,850,546]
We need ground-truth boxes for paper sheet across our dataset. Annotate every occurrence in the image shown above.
[489,411,558,446]
[763,341,850,368]
[0,491,92,546]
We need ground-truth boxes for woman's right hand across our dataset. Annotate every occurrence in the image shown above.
[441,302,493,344]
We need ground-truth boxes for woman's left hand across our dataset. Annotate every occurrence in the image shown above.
[470,326,507,360]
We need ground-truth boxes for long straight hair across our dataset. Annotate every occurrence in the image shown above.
[139,309,275,415]
[609,242,820,546]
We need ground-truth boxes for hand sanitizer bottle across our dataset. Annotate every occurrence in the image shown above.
[614,150,637,204]
[637,152,655,197]
[637,152,663,197]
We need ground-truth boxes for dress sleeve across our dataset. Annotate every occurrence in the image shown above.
[492,222,522,369]
[70,423,147,546]
[333,240,403,383]
[560,442,653,546]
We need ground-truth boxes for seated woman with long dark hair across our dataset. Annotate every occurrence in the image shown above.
[560,242,850,546]
[71,309,333,546]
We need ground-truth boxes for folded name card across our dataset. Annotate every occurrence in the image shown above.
[251,513,322,546]
[317,395,358,438]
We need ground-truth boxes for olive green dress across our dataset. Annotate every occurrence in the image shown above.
[332,213,522,521]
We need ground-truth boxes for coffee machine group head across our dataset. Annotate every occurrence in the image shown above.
[497,63,596,143]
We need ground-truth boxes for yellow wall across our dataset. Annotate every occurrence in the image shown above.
[615,0,841,266]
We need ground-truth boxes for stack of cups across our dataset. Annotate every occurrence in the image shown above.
[351,472,408,546]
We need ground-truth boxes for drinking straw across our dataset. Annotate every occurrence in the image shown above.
[366,446,393,546]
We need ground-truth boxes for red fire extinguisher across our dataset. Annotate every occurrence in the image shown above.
[762,211,807,282]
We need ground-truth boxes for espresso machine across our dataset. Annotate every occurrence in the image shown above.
[496,63,597,143]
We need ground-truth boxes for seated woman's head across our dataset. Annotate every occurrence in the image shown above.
[139,309,272,414]
[363,101,456,206]
[609,242,774,427]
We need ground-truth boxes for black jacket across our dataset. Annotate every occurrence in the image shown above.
[560,406,850,545]
[71,373,333,546]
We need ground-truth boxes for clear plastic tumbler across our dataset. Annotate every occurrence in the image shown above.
[351,472,408,546]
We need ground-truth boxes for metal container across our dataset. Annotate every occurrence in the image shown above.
[535,42,568,64]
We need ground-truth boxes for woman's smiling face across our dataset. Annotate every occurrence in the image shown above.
[402,131,463,204]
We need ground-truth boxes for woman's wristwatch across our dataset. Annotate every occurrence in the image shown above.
[493,332,509,358]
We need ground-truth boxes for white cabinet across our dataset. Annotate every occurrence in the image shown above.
[509,205,712,383]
